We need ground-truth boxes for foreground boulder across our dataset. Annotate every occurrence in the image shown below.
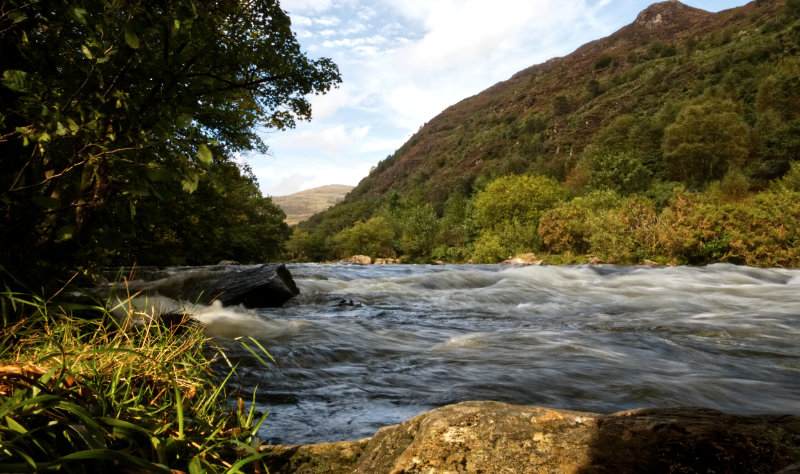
[263,401,800,473]
[102,263,299,308]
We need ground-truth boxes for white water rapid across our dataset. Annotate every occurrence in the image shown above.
[194,263,800,445]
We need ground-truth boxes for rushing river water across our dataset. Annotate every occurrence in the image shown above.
[192,263,800,445]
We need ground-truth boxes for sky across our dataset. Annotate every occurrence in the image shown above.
[249,0,749,197]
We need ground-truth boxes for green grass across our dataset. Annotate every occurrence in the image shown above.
[0,286,272,473]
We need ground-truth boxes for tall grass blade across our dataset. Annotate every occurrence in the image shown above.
[224,451,271,473]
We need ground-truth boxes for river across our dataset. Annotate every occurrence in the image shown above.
[191,263,800,445]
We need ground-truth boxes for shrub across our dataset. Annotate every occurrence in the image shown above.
[473,174,567,233]
[539,190,657,263]
[391,203,439,262]
[333,216,396,259]
[654,187,800,266]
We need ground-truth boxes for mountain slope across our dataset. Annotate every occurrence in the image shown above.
[272,184,353,225]
[345,0,773,203]
[295,0,800,265]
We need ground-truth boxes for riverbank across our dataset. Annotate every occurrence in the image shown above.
[0,289,271,472]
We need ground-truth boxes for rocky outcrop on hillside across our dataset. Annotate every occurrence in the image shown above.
[262,401,800,473]
[632,0,713,36]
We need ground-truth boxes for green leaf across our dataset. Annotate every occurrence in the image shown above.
[182,174,200,193]
[1,70,31,93]
[188,456,203,474]
[124,26,141,49]
[4,416,27,434]
[171,376,184,440]
[98,417,153,437]
[81,45,93,60]
[7,11,27,24]
[197,144,213,165]
[56,225,75,241]
[71,7,88,25]
[224,452,270,473]
[54,449,171,472]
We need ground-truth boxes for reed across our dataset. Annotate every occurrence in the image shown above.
[0,286,272,473]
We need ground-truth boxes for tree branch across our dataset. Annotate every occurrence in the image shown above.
[7,158,86,194]
[186,72,284,91]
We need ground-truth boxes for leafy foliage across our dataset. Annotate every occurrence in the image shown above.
[102,162,290,265]
[333,216,395,259]
[582,149,653,195]
[0,0,340,287]
[473,174,566,231]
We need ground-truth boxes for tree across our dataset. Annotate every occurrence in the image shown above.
[470,174,566,261]
[333,217,395,259]
[583,149,653,195]
[473,174,566,231]
[754,118,800,180]
[102,162,290,265]
[662,98,751,186]
[391,203,439,262]
[0,0,340,284]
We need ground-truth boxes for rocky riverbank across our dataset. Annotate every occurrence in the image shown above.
[261,401,800,473]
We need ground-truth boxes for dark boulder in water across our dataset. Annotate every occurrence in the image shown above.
[104,263,299,308]
[262,401,800,473]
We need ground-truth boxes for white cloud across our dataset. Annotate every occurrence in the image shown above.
[274,125,371,154]
[280,0,333,14]
[290,14,312,27]
[317,16,341,27]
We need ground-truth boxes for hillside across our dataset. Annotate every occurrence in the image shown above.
[293,0,800,265]
[272,184,353,225]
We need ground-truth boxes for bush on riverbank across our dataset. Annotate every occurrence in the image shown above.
[0,287,270,472]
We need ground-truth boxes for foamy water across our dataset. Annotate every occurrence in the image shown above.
[194,263,800,445]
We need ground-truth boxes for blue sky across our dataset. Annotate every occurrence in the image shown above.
[250,0,748,197]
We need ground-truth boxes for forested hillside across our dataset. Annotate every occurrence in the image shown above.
[294,0,800,267]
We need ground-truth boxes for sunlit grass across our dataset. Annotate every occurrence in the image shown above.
[0,287,272,473]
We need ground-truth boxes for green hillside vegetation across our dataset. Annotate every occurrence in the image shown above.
[294,0,800,267]
[272,184,354,225]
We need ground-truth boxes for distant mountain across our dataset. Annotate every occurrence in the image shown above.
[272,184,353,225]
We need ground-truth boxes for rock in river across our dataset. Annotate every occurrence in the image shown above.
[102,263,299,308]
